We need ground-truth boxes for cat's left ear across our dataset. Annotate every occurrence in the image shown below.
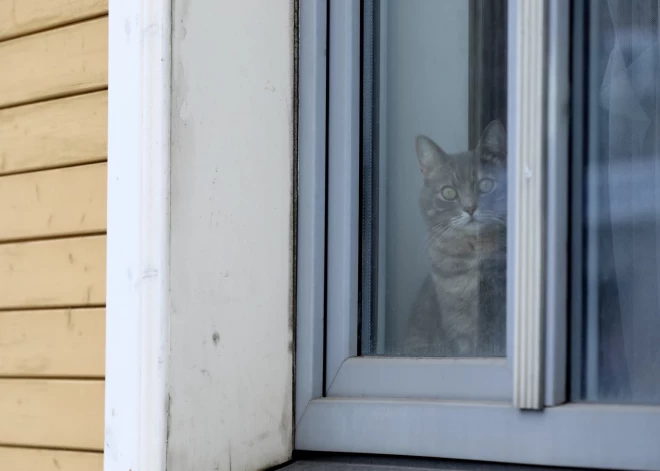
[478,120,507,163]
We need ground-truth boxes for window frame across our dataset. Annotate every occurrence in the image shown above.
[324,0,516,403]
[295,0,660,469]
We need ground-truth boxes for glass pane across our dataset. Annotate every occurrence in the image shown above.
[360,0,508,357]
[573,0,660,404]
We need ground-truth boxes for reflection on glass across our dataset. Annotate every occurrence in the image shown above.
[360,0,508,357]
[574,0,660,404]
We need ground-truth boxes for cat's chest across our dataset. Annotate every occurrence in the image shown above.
[430,251,479,275]
[430,251,505,291]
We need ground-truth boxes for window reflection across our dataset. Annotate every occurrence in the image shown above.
[576,0,660,404]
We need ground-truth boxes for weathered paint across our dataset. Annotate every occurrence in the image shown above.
[167,0,295,470]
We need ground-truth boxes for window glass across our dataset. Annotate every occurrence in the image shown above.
[573,0,660,404]
[360,0,508,357]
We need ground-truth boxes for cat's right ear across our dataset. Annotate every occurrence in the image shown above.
[416,135,448,178]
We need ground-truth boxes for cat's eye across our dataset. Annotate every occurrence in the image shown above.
[439,186,458,201]
[478,178,495,194]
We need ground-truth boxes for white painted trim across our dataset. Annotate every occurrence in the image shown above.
[104,1,171,471]
[166,1,294,467]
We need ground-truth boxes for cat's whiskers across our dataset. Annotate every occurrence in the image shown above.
[478,210,506,226]
[421,211,475,254]
[425,217,459,240]
[422,224,450,254]
[457,214,472,226]
[423,220,460,254]
[434,221,464,246]
[424,224,446,242]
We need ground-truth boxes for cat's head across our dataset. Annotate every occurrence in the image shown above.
[416,121,507,246]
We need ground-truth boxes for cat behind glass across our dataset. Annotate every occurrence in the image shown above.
[403,121,507,357]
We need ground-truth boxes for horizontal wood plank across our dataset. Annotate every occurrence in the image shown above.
[0,379,104,450]
[0,236,106,309]
[0,0,107,41]
[0,17,108,109]
[0,163,107,242]
[0,91,107,175]
[0,308,105,377]
[0,446,102,471]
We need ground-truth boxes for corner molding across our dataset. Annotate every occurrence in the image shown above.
[105,0,171,470]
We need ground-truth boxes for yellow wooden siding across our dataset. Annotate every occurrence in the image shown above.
[0,379,104,450]
[0,163,107,242]
[0,17,108,108]
[0,308,105,377]
[0,446,103,471]
[0,0,108,42]
[0,91,107,175]
[0,0,108,460]
[0,236,106,310]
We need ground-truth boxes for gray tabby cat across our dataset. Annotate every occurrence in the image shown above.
[403,121,507,357]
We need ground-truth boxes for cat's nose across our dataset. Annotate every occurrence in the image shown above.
[463,204,477,216]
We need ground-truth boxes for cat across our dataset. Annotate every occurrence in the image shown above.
[403,121,507,357]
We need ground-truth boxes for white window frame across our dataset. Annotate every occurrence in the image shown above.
[295,1,660,470]
[323,0,515,403]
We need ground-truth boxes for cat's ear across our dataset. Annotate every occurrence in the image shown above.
[416,135,449,178]
[478,120,507,162]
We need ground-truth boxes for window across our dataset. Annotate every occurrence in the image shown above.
[361,0,508,359]
[571,0,660,406]
[296,1,660,470]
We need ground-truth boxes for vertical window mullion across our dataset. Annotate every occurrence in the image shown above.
[296,0,328,425]
[325,0,360,391]
[544,0,570,407]
[511,0,547,410]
